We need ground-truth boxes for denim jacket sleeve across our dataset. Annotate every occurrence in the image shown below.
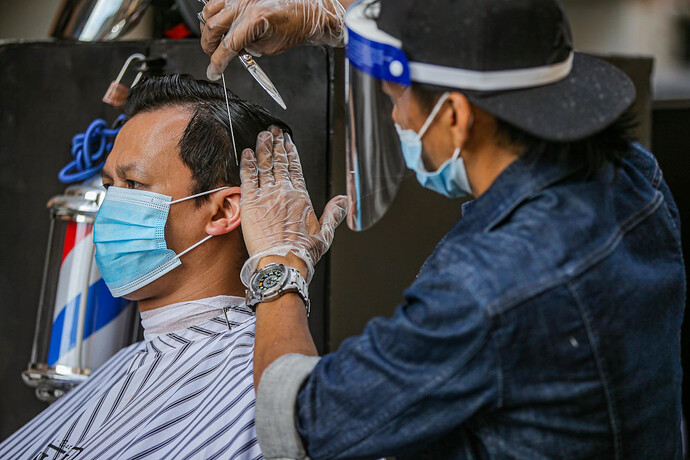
[295,256,499,458]
[267,237,499,459]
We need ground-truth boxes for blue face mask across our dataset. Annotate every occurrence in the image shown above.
[93,186,228,298]
[396,92,473,198]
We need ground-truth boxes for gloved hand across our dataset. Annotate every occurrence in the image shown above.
[201,0,347,81]
[239,126,348,285]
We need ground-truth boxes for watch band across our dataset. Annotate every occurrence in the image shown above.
[245,264,310,316]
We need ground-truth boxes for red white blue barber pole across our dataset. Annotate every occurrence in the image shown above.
[23,179,138,402]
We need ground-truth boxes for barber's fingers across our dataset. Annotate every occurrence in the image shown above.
[206,11,270,80]
[318,195,349,244]
[201,0,232,55]
[269,126,291,183]
[202,0,224,17]
[284,133,308,192]
[201,0,224,24]
[255,130,275,186]
[240,148,259,193]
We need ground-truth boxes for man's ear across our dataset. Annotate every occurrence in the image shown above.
[447,92,474,150]
[205,186,241,236]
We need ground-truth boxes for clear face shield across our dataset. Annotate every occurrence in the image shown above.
[344,0,411,231]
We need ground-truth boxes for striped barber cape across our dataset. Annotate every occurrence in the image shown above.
[0,300,262,460]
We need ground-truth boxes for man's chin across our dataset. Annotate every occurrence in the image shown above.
[108,271,181,306]
[116,279,170,304]
[117,287,153,302]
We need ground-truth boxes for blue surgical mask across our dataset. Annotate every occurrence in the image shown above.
[93,185,228,297]
[396,92,473,198]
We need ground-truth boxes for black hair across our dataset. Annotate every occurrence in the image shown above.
[124,74,293,203]
[412,84,636,180]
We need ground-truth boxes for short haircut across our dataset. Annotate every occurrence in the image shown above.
[124,74,293,203]
[412,84,636,181]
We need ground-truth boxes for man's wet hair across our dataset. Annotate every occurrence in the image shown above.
[413,84,636,181]
[124,74,293,203]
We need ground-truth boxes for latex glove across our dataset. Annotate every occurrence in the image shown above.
[201,0,346,80]
[239,126,348,285]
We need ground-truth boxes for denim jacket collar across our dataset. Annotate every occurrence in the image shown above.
[462,147,584,232]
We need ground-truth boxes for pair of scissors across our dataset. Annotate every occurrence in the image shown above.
[198,0,287,110]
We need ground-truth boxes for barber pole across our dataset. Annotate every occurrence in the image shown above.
[23,180,139,402]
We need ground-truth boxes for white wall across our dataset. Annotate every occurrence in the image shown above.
[0,0,153,41]
[562,0,690,99]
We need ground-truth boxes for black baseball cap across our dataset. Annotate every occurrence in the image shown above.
[375,0,636,142]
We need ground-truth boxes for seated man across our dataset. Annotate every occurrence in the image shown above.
[0,74,292,459]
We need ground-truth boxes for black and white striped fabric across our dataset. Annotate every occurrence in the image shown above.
[0,304,262,460]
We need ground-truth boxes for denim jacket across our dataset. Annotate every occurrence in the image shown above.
[256,142,686,460]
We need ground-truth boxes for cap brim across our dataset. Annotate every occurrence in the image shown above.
[417,53,636,142]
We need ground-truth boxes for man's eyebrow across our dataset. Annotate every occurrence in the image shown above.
[116,163,148,178]
[101,169,113,181]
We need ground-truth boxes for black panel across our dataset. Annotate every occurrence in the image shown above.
[0,39,332,439]
[652,100,690,424]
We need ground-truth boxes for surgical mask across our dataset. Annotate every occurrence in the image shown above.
[93,186,228,297]
[396,92,473,198]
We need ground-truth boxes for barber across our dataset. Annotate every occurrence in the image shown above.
[201,0,685,458]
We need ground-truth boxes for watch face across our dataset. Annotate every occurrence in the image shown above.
[252,264,287,295]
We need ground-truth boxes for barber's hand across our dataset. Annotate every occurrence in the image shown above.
[201,0,346,81]
[239,126,348,284]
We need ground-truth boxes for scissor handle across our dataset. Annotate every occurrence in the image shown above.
[239,53,256,66]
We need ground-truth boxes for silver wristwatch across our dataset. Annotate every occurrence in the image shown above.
[245,263,310,316]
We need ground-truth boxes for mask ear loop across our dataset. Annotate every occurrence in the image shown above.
[417,92,451,139]
[417,94,471,174]
[170,186,230,204]
[169,185,231,259]
[175,234,215,260]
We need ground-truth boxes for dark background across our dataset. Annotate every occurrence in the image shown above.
[652,99,690,422]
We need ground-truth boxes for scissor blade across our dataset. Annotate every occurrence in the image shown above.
[239,54,287,110]
[197,4,286,109]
